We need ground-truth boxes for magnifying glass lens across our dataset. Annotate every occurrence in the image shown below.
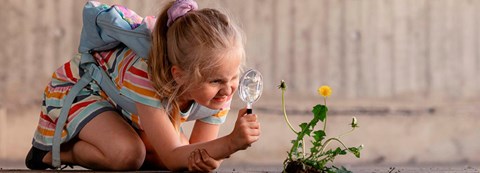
[238,69,263,114]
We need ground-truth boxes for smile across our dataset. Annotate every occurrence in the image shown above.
[213,96,229,102]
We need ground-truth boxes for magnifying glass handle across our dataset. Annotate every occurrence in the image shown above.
[246,103,253,114]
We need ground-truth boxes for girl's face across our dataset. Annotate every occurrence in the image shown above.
[184,54,241,110]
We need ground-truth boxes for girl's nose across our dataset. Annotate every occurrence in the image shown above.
[220,84,233,96]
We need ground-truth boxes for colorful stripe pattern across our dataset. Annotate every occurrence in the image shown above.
[33,46,230,150]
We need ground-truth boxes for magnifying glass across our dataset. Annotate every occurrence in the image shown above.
[238,69,263,114]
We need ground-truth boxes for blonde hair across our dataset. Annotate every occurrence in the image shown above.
[147,1,245,130]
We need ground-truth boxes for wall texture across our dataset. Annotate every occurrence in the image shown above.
[1,0,480,167]
[1,0,480,106]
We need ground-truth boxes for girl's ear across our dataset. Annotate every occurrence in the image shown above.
[171,65,184,84]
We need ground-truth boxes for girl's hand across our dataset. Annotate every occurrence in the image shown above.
[228,108,261,151]
[188,149,221,172]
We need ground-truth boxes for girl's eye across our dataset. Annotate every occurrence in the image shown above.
[210,79,223,84]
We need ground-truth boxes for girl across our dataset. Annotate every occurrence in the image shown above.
[25,0,260,171]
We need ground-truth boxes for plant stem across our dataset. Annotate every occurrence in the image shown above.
[302,138,306,158]
[282,89,298,134]
[319,137,349,154]
[337,127,356,139]
[322,97,327,133]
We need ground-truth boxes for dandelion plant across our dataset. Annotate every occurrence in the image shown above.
[280,80,363,173]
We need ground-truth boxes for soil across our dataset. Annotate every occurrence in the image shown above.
[284,160,324,173]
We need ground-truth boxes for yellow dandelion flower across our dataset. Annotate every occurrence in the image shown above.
[318,85,332,97]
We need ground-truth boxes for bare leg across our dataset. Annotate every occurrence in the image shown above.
[137,130,164,170]
[138,129,190,170]
[42,111,146,170]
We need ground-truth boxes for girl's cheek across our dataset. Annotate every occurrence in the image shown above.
[232,86,238,93]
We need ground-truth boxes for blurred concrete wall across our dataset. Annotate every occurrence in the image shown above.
[1,0,479,108]
[1,0,480,168]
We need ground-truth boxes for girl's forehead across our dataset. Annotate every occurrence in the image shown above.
[218,55,242,70]
[194,44,244,78]
[208,52,242,76]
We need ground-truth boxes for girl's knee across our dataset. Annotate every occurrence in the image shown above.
[108,138,146,170]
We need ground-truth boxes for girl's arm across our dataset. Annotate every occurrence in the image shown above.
[189,120,220,144]
[188,120,224,171]
[136,102,259,171]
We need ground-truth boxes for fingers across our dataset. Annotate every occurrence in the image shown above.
[237,108,247,119]
[243,114,258,122]
[231,109,261,151]
[194,149,213,172]
[235,122,261,150]
[248,124,261,135]
[188,149,219,172]
[241,114,260,132]
[199,149,210,162]
[200,149,220,169]
[188,149,206,172]
[188,151,200,172]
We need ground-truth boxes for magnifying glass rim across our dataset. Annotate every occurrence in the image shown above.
[238,69,263,103]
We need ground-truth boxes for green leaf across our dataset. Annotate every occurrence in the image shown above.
[335,147,347,155]
[311,140,322,147]
[299,123,312,135]
[299,123,308,130]
[313,130,326,142]
[326,147,346,156]
[348,147,362,158]
[312,104,328,122]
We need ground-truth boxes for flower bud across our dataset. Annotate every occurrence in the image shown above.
[350,116,359,128]
[278,80,287,90]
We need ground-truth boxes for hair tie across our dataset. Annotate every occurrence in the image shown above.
[167,0,198,27]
